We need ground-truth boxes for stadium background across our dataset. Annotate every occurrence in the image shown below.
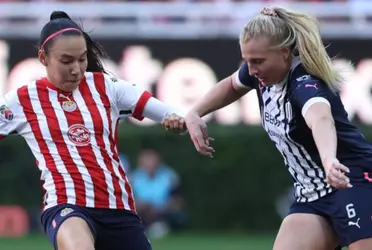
[0,1,371,249]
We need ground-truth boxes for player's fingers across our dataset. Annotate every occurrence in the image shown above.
[171,116,185,132]
[190,135,202,154]
[168,115,177,130]
[177,118,186,132]
[333,163,350,174]
[327,173,351,189]
[192,130,214,156]
[201,128,215,153]
[161,119,169,128]
[165,115,182,132]
[196,138,214,157]
[331,168,349,182]
[191,135,213,157]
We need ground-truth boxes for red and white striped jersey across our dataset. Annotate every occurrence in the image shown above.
[0,72,152,211]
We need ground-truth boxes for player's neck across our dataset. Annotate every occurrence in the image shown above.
[44,76,72,95]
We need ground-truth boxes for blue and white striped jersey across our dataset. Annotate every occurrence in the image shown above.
[235,57,372,202]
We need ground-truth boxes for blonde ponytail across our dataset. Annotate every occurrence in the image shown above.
[240,6,343,91]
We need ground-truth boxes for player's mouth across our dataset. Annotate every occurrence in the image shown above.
[258,77,268,84]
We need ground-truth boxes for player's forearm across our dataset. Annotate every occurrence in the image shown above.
[311,117,337,165]
[191,76,245,117]
[142,97,185,122]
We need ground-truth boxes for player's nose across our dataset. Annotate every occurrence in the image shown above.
[70,63,79,76]
[248,65,259,76]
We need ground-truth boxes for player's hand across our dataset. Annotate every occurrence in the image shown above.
[323,158,352,189]
[185,111,215,157]
[161,113,186,133]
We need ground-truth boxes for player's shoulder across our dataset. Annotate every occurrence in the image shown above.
[236,62,259,89]
[85,71,132,86]
[288,63,326,90]
[7,80,38,102]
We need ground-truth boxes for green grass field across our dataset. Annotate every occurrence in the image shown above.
[0,233,275,250]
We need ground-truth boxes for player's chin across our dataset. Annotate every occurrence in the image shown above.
[259,78,274,87]
[63,81,80,91]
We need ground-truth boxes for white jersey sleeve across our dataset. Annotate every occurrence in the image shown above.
[104,74,185,122]
[0,90,25,139]
[105,74,153,121]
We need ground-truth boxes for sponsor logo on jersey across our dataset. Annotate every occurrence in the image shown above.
[264,112,282,127]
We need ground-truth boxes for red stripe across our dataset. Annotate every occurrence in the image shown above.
[93,72,135,211]
[132,91,152,121]
[17,84,67,205]
[0,135,5,140]
[78,75,121,208]
[36,81,86,206]
[69,78,108,208]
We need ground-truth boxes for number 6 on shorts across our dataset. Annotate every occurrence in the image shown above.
[345,203,356,218]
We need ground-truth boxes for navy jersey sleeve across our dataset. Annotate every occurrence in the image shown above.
[234,62,256,89]
[291,75,332,117]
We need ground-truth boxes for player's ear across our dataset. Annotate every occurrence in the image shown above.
[38,50,48,66]
[280,47,291,61]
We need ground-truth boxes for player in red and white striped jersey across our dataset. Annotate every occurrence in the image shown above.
[0,11,184,250]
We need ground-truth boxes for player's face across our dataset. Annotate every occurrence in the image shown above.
[240,36,291,86]
[41,35,88,92]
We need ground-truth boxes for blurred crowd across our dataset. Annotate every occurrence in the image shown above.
[120,149,186,239]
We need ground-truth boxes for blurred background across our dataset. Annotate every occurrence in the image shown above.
[0,0,371,249]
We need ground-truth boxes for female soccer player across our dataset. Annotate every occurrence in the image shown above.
[0,11,182,250]
[163,6,372,250]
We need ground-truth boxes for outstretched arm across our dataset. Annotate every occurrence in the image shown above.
[106,74,185,123]
[191,62,255,117]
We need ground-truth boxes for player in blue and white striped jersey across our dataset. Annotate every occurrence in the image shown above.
[162,6,372,250]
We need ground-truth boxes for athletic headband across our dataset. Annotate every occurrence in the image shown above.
[40,28,82,51]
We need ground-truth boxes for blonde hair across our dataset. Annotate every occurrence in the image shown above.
[239,7,342,91]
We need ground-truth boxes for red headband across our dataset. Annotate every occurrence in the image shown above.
[40,28,82,51]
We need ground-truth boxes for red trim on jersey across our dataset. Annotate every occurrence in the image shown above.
[36,81,87,206]
[93,72,135,211]
[17,84,68,205]
[79,75,122,208]
[132,91,152,121]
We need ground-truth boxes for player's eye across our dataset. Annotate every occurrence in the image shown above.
[60,60,71,65]
[250,59,265,64]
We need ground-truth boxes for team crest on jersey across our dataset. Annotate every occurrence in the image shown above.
[68,124,91,146]
[296,75,311,82]
[62,101,77,112]
[60,208,74,217]
[0,105,14,121]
